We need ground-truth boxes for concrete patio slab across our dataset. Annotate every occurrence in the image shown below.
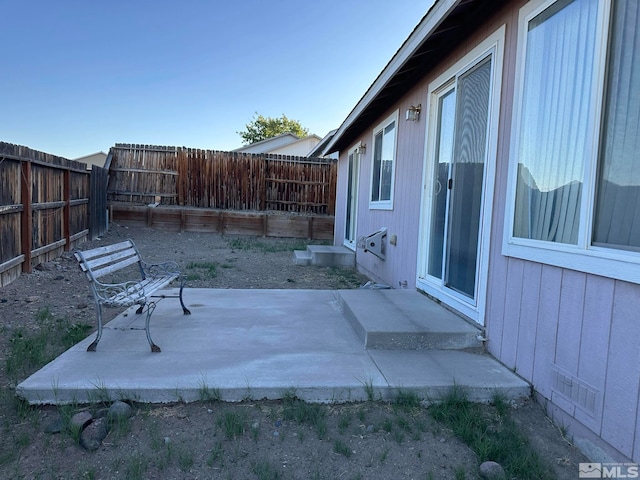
[16,288,529,405]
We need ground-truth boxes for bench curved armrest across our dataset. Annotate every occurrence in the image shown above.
[141,260,181,278]
[93,279,146,307]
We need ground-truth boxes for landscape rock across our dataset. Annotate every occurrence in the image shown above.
[108,401,133,422]
[35,262,57,271]
[79,418,109,451]
[44,415,64,434]
[70,411,93,430]
[479,460,506,480]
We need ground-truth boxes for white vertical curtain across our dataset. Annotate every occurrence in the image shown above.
[513,0,598,244]
[593,0,640,250]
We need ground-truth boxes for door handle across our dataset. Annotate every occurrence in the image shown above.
[448,178,453,190]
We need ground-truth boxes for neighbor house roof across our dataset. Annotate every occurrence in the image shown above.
[325,0,507,154]
[234,132,323,156]
[308,129,337,157]
[233,133,301,154]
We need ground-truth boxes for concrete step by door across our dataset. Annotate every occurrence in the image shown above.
[335,289,482,350]
[293,245,355,267]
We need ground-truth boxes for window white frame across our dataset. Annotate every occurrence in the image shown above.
[417,26,505,325]
[369,111,399,210]
[502,0,640,285]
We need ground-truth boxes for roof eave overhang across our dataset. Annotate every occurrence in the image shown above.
[325,0,460,154]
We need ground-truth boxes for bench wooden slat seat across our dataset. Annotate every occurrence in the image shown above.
[74,239,191,352]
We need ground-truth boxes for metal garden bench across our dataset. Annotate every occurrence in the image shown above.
[75,239,191,352]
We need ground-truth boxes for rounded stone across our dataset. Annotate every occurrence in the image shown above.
[70,411,93,430]
[479,460,506,480]
[79,418,109,451]
[108,401,133,422]
[44,415,64,434]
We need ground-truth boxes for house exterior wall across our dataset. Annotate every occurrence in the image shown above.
[333,0,639,463]
[334,91,425,289]
[73,152,107,170]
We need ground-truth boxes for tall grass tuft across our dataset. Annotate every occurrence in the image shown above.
[429,387,554,480]
[5,307,92,380]
[281,395,327,439]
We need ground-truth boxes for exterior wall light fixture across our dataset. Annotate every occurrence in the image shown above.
[406,104,422,121]
[357,142,366,155]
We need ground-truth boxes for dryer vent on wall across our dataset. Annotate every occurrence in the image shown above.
[358,228,387,260]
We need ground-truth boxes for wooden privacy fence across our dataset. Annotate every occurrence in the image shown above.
[108,144,337,215]
[0,142,108,287]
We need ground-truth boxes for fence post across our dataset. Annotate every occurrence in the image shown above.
[20,161,32,273]
[63,169,71,251]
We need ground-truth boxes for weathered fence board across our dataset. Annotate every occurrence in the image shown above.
[0,142,108,286]
[90,164,108,239]
[109,144,336,215]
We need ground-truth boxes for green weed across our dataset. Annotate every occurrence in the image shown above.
[379,447,389,464]
[217,410,246,439]
[430,387,554,480]
[61,323,92,349]
[186,261,218,278]
[334,439,352,458]
[282,396,327,439]
[328,266,366,287]
[124,453,148,480]
[252,459,282,480]
[207,441,225,467]
[393,389,421,411]
[359,376,376,401]
[491,391,510,417]
[178,446,194,471]
[338,412,352,434]
[227,237,310,253]
[5,308,92,380]
[198,380,221,402]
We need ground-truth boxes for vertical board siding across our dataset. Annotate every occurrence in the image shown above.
[515,261,542,380]
[493,258,640,460]
[500,258,524,368]
[485,259,508,359]
[575,275,614,433]
[555,270,586,375]
[109,144,336,215]
[531,264,563,399]
[601,281,640,458]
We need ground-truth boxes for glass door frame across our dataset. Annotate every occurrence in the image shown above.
[417,26,505,325]
[344,144,361,250]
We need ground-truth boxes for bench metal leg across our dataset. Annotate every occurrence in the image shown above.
[144,301,161,352]
[87,303,104,352]
[179,277,191,315]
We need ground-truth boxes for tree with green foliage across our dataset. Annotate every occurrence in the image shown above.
[238,113,309,145]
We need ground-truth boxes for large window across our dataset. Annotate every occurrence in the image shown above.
[505,0,640,284]
[370,112,398,209]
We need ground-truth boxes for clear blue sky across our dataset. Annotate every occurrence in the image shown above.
[1,1,434,159]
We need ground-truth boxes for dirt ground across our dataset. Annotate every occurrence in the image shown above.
[0,223,587,479]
